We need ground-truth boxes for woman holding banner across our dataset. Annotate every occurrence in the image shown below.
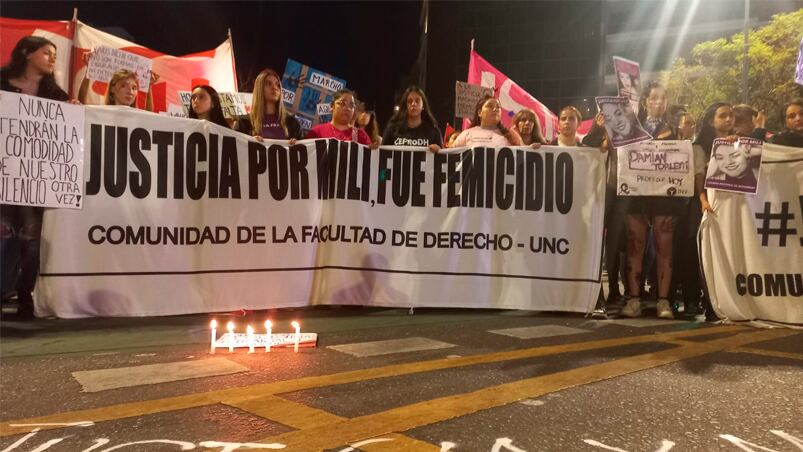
[511,108,547,146]
[306,89,376,147]
[237,68,302,141]
[551,106,585,147]
[0,36,71,318]
[453,95,529,148]
[188,85,230,128]
[382,86,442,152]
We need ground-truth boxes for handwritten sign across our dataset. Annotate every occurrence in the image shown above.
[0,92,84,209]
[455,81,493,119]
[86,46,152,92]
[218,92,248,119]
[281,58,347,132]
[617,140,694,197]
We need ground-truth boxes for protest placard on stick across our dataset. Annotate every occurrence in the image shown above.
[455,81,493,119]
[0,92,84,209]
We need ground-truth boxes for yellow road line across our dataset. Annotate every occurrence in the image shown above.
[225,398,441,451]
[727,346,803,362]
[258,329,796,451]
[0,325,745,437]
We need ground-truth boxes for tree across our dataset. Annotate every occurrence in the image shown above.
[662,9,803,130]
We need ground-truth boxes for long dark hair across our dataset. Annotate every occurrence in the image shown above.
[188,85,229,128]
[0,36,66,99]
[387,86,438,130]
[694,102,732,157]
[471,94,511,138]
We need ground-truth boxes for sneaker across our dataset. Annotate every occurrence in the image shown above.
[621,298,642,318]
[656,299,674,319]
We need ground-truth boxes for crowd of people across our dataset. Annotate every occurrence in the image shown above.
[1,35,802,320]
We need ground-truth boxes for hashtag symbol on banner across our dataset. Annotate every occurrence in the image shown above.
[755,201,797,247]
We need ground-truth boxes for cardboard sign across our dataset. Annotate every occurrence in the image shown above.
[455,81,493,119]
[87,46,152,92]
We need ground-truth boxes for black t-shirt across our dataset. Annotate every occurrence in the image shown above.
[772,131,803,148]
[382,121,443,147]
[0,76,69,101]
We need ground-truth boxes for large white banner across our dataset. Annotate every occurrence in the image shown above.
[700,143,803,327]
[36,106,606,318]
[0,91,84,209]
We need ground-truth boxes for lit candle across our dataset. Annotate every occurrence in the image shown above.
[264,320,272,352]
[210,319,217,354]
[247,325,255,353]
[227,321,235,352]
[291,321,300,353]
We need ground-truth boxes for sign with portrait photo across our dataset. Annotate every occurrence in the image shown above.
[704,137,763,195]
[595,96,651,148]
[612,56,641,113]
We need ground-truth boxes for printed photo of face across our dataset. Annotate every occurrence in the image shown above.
[713,144,749,178]
[618,71,632,91]
[601,102,633,138]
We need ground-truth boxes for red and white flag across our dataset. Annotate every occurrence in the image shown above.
[466,50,558,141]
[71,20,237,113]
[0,17,74,92]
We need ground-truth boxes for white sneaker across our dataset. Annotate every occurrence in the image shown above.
[621,298,642,317]
[656,299,674,319]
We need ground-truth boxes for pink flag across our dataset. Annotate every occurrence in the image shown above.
[466,50,558,141]
[71,21,237,113]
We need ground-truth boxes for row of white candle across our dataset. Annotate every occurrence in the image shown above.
[210,319,301,353]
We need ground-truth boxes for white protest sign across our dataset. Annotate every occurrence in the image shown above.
[316,103,331,116]
[617,140,694,197]
[177,90,192,114]
[455,81,493,119]
[218,92,248,119]
[0,92,84,209]
[86,46,152,92]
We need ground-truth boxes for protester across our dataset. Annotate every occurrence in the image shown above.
[306,89,375,147]
[78,54,159,110]
[187,85,230,128]
[236,68,302,141]
[583,114,627,307]
[511,108,547,146]
[356,102,382,145]
[551,106,584,147]
[771,98,803,147]
[638,81,674,139]
[452,95,528,148]
[683,102,734,321]
[732,104,767,140]
[445,130,461,148]
[618,82,681,319]
[382,86,442,152]
[0,36,72,318]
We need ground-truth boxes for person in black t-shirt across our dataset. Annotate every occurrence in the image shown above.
[772,99,803,148]
[382,86,443,152]
[0,36,72,318]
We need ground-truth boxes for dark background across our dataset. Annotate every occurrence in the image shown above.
[3,1,799,131]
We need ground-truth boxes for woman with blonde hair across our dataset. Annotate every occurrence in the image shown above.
[78,55,159,110]
[236,68,302,141]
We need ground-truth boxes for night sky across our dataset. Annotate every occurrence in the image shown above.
[2,1,432,127]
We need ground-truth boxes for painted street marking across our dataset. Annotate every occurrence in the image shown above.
[488,325,591,339]
[596,318,687,328]
[327,337,456,357]
[72,358,248,392]
[0,326,752,437]
[727,347,803,362]
[518,399,545,407]
[256,329,794,450]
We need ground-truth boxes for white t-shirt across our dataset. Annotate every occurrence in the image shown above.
[453,126,511,147]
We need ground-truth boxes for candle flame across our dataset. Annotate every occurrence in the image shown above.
[247,325,254,334]
[210,319,217,329]
[291,321,300,329]
[227,321,234,331]
[265,320,272,328]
